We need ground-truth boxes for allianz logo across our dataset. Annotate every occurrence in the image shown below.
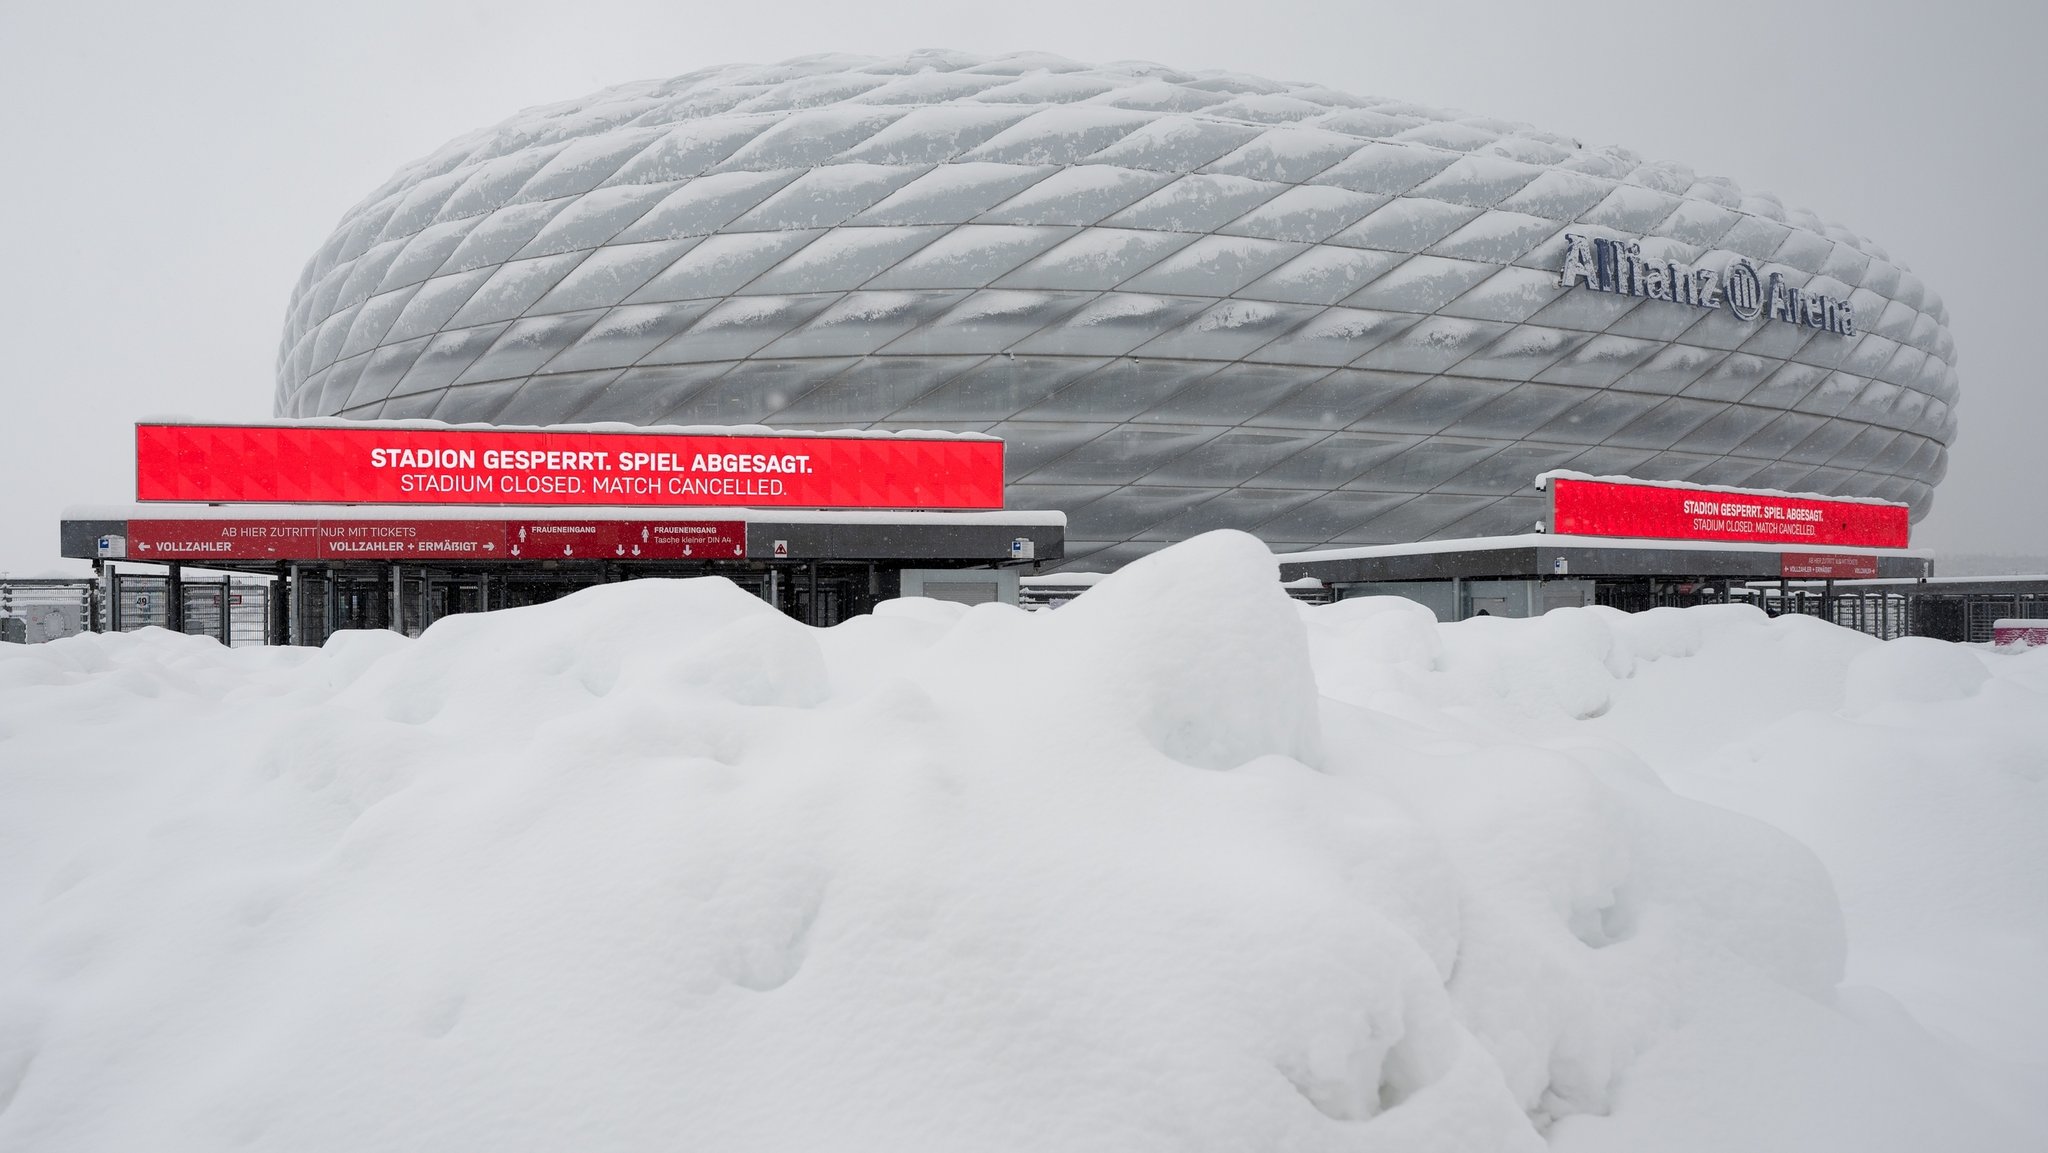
[1558,232,1855,336]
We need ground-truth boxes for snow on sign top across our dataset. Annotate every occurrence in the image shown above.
[1539,473,1910,549]
[134,422,1005,510]
[1532,470,1906,507]
[135,415,1002,441]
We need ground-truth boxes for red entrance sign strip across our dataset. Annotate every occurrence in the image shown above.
[1781,553,1880,579]
[123,519,745,562]
[637,521,744,560]
[1546,476,1909,549]
[135,423,1005,510]
[502,521,745,561]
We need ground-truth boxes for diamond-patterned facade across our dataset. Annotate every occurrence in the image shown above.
[279,51,1957,569]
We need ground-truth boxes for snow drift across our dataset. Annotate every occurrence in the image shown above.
[0,531,2042,1152]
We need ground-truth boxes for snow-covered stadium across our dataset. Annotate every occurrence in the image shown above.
[276,51,1958,568]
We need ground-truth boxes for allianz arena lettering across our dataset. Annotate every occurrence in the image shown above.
[1558,233,1855,336]
[278,52,1957,568]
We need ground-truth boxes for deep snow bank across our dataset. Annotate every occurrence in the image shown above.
[0,532,2041,1152]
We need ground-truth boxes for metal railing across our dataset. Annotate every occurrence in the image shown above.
[1755,584,2048,643]
[106,572,272,646]
[0,578,97,643]
[1963,596,2048,644]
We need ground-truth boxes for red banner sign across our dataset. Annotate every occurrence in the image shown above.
[122,518,746,562]
[1780,553,1880,579]
[135,423,1004,510]
[1993,623,2048,647]
[1547,477,1909,549]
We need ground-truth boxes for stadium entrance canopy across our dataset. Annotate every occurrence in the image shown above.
[1274,472,1929,620]
[60,421,1063,643]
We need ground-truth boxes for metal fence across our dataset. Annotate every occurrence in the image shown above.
[23,565,2048,649]
[1750,583,2048,643]
[1756,588,1916,641]
[1020,577,1334,612]
[107,573,171,632]
[0,578,97,643]
[1960,594,2048,643]
[1829,591,1915,640]
[105,572,271,646]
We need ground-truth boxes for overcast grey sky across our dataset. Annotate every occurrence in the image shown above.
[2,0,2041,574]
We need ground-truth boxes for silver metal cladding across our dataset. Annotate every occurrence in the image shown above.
[277,51,1956,568]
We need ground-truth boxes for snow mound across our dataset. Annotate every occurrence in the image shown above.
[1842,634,1990,711]
[1037,529,1321,770]
[0,534,2041,1152]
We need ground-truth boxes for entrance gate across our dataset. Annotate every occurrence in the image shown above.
[274,564,879,644]
[103,572,269,645]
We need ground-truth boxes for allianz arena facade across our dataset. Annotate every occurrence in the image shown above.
[277,52,1958,568]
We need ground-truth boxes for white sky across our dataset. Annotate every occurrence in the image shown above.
[2,0,2041,574]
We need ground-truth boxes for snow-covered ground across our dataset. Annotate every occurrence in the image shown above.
[1,531,2041,1152]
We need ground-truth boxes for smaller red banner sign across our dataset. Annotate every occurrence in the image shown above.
[1780,553,1879,579]
[1547,476,1909,549]
[1993,624,2048,647]
[122,518,745,562]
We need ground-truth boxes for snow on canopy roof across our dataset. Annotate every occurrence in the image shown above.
[136,416,1000,442]
[1278,531,1930,565]
[65,502,1065,526]
[1019,571,1112,587]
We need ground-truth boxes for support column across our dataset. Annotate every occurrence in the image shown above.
[391,563,405,635]
[271,566,290,646]
[166,563,184,633]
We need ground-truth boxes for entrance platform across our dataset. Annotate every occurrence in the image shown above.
[1276,533,1933,621]
[61,504,1063,643]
